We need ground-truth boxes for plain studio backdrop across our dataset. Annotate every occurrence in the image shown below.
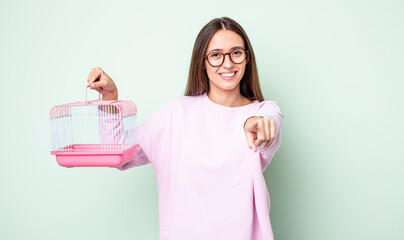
[0,0,403,239]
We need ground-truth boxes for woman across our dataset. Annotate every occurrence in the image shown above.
[88,17,283,240]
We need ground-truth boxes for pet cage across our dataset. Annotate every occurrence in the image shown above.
[49,92,138,168]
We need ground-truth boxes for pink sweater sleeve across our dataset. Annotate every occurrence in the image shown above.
[116,98,174,170]
[117,123,151,170]
[97,109,150,170]
[249,101,284,172]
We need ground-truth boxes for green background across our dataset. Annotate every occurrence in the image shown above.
[0,0,403,239]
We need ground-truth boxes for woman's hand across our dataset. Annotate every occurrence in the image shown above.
[244,116,276,152]
[87,67,118,100]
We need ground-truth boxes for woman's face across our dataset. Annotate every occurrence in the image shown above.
[205,30,247,95]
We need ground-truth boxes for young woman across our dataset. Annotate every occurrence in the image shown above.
[87,17,283,240]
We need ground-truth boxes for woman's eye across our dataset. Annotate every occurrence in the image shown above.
[210,53,221,58]
[232,50,242,56]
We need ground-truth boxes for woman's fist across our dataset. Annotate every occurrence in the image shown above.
[244,116,276,152]
[87,67,118,100]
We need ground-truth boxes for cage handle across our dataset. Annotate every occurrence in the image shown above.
[85,72,103,103]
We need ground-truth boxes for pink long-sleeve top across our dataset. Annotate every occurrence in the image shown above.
[119,93,283,240]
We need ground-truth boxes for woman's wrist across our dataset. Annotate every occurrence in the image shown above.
[102,90,118,100]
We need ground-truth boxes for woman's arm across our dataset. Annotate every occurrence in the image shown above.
[244,101,284,170]
[88,67,151,170]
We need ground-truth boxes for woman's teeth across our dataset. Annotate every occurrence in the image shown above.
[219,72,236,77]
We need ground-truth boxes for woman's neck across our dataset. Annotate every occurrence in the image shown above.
[207,89,252,107]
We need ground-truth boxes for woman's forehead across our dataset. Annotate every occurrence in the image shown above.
[207,30,245,52]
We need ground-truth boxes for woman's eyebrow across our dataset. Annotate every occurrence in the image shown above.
[207,46,244,53]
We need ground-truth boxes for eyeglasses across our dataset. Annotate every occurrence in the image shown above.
[205,48,248,67]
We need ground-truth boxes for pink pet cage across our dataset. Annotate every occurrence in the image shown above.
[50,88,138,167]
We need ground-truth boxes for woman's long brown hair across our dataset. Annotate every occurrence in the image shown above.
[185,17,264,102]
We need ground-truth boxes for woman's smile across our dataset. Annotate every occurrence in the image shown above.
[218,71,238,80]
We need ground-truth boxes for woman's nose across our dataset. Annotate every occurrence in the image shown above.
[222,54,234,68]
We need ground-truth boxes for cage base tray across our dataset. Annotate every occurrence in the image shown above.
[51,144,138,168]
